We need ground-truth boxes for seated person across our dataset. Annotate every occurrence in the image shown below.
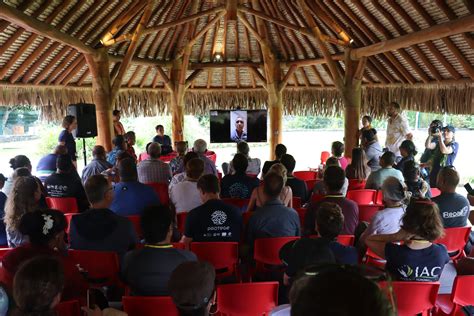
[432,167,470,228]
[169,152,199,195]
[366,200,449,282]
[107,135,127,166]
[395,140,417,174]
[170,141,188,174]
[124,131,138,162]
[312,157,349,196]
[345,148,370,181]
[262,144,287,176]
[152,124,172,155]
[2,209,87,300]
[362,128,383,172]
[169,158,204,213]
[69,175,137,260]
[44,154,89,211]
[225,141,261,176]
[220,153,259,199]
[193,139,217,176]
[182,174,242,248]
[305,166,359,236]
[358,177,408,247]
[365,151,404,190]
[122,205,196,296]
[137,142,172,184]
[246,163,293,212]
[281,154,308,203]
[2,155,32,196]
[168,261,216,315]
[110,158,160,216]
[403,160,431,199]
[246,172,300,248]
[331,141,348,170]
[36,145,67,182]
[81,145,112,184]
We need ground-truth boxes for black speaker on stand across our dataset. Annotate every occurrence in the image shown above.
[67,103,97,166]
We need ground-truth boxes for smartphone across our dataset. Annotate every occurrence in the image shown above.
[464,183,474,195]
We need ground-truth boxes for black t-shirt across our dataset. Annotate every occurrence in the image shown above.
[122,247,197,296]
[220,173,260,199]
[432,192,471,228]
[44,172,89,211]
[286,176,308,203]
[184,199,242,242]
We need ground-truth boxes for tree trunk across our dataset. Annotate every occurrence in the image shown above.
[268,85,283,160]
[0,107,12,135]
[342,79,362,158]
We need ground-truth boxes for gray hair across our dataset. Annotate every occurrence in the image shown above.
[193,139,207,153]
[147,142,162,158]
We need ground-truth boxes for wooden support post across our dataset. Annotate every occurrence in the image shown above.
[84,49,113,151]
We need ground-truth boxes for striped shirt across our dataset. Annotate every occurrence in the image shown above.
[137,158,172,184]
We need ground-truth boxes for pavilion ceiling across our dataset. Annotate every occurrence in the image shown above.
[0,0,473,118]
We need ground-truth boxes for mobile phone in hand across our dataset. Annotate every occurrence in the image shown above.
[464,183,474,195]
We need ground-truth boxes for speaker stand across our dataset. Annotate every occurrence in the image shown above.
[82,138,87,166]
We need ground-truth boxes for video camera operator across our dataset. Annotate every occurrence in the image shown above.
[423,122,459,187]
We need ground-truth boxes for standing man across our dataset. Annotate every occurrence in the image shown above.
[152,125,172,154]
[113,110,125,136]
[230,117,247,142]
[385,102,412,158]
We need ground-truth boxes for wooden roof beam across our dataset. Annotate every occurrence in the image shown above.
[351,13,474,60]
[303,0,350,43]
[185,69,204,89]
[100,1,147,45]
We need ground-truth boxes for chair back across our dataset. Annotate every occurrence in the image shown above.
[346,189,377,205]
[384,281,439,316]
[217,282,279,316]
[144,182,169,206]
[176,212,188,233]
[67,250,119,286]
[55,300,81,316]
[64,213,77,234]
[430,188,441,198]
[127,215,142,238]
[336,235,355,246]
[171,242,186,250]
[348,179,366,191]
[375,190,384,204]
[292,197,302,209]
[320,151,331,165]
[254,237,300,266]
[305,179,319,192]
[358,204,384,222]
[207,151,217,163]
[452,275,474,307]
[295,208,307,227]
[45,197,78,214]
[293,171,317,181]
[0,248,10,261]
[190,242,239,278]
[435,226,471,260]
[222,198,249,211]
[123,296,178,316]
[310,193,325,204]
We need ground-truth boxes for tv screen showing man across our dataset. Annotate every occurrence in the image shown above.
[230,111,247,142]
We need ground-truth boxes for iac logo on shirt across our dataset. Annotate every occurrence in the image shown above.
[211,210,227,225]
[397,265,442,280]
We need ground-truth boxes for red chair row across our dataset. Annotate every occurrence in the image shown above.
[123,281,278,316]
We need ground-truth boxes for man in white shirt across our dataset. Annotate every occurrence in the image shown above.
[385,102,412,157]
[169,158,204,213]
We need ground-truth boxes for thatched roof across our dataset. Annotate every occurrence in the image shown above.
[0,0,473,119]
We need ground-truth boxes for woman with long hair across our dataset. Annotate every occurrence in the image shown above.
[4,176,42,247]
[345,148,371,181]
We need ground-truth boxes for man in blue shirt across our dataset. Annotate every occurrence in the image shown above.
[111,158,160,216]
[36,145,67,182]
[152,125,172,155]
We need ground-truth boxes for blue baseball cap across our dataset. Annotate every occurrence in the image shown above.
[442,125,455,133]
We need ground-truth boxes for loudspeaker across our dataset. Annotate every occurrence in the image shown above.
[67,103,97,138]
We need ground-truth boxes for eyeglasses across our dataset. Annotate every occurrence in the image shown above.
[236,120,244,124]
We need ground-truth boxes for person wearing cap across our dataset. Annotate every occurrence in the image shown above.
[81,145,113,184]
[168,261,216,316]
[70,175,137,261]
[385,101,413,158]
[358,177,409,249]
[36,145,68,182]
[426,125,459,187]
[432,167,470,228]
[137,142,172,184]
[44,154,89,211]
[122,205,196,296]
[110,158,160,217]
[193,139,217,176]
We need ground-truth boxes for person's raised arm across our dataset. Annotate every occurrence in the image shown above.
[425,135,436,150]
[365,229,414,259]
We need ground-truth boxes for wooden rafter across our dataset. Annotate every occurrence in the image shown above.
[100,1,147,45]
[434,0,474,50]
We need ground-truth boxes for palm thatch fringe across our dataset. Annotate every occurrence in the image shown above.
[0,83,472,121]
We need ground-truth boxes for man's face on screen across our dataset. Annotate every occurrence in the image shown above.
[235,118,244,131]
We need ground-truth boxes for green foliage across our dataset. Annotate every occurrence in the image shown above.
[284,115,344,129]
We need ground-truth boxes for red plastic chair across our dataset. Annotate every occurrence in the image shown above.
[145,182,170,206]
[254,237,300,274]
[123,296,178,316]
[293,171,317,181]
[358,204,384,222]
[436,275,474,316]
[310,193,325,204]
[348,179,367,191]
[435,226,471,260]
[375,190,384,204]
[365,247,386,269]
[0,248,11,260]
[346,189,377,205]
[207,151,217,163]
[46,197,79,214]
[217,171,223,181]
[127,215,142,239]
[336,235,355,246]
[190,242,239,279]
[222,198,250,210]
[243,212,253,227]
[171,242,185,249]
[320,151,331,165]
[292,197,302,209]
[67,250,119,286]
[296,208,307,228]
[217,282,279,316]
[64,213,77,235]
[55,300,81,316]
[381,281,440,316]
[431,188,442,198]
[305,179,319,192]
[176,212,188,233]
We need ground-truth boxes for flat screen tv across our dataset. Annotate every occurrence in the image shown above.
[209,109,267,143]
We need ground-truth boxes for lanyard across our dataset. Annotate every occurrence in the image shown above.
[144,244,173,249]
